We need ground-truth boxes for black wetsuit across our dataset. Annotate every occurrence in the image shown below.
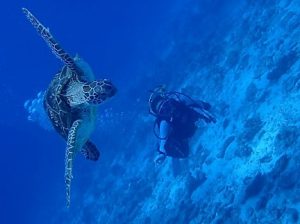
[154,96,214,158]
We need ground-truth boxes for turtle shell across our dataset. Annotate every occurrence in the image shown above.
[43,66,78,139]
[44,58,96,140]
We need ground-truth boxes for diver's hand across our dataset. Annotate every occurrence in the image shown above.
[155,153,166,165]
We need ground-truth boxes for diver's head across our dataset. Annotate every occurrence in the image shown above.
[149,85,167,114]
[149,94,164,114]
[83,79,117,104]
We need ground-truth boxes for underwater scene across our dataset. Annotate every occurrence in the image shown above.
[1,0,300,223]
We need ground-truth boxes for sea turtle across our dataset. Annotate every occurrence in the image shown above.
[22,8,117,207]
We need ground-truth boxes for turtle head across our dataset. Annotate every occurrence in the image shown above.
[83,79,117,105]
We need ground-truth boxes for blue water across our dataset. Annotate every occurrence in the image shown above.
[1,0,300,223]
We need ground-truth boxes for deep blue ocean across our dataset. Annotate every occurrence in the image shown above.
[1,0,300,223]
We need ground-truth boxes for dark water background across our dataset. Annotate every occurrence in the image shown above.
[0,0,176,223]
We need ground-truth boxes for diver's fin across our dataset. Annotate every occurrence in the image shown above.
[81,140,100,161]
[22,8,78,73]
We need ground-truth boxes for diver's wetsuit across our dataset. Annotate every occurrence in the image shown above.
[154,93,215,159]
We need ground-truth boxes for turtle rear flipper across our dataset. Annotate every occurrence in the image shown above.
[22,8,78,73]
[81,141,100,161]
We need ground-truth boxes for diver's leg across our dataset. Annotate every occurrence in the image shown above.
[193,107,216,123]
[197,100,211,110]
[187,100,212,111]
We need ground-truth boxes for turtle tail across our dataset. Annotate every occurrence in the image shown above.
[22,8,78,73]
[65,119,82,207]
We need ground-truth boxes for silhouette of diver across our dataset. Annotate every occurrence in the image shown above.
[149,85,216,164]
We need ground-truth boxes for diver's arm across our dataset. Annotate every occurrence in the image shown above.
[154,120,169,165]
[158,120,169,154]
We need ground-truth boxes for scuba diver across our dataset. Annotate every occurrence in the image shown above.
[149,85,216,164]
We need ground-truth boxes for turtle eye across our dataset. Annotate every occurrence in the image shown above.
[83,85,91,92]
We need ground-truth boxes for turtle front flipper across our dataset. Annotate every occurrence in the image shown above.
[81,140,100,161]
[22,8,78,73]
[65,119,84,207]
